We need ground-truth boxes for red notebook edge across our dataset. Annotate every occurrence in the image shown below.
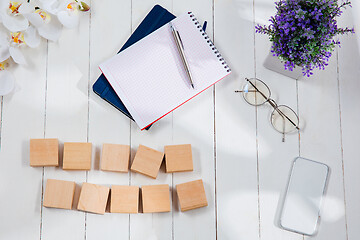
[99,66,231,131]
[140,72,232,130]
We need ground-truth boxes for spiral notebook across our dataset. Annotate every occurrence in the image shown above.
[93,5,176,127]
[99,12,231,130]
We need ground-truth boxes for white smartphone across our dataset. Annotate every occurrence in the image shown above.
[279,157,330,236]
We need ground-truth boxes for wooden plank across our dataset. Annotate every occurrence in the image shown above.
[214,0,259,239]
[129,2,173,239]
[0,39,47,240]
[0,97,2,146]
[0,97,2,145]
[171,0,216,239]
[337,6,360,240]
[41,9,90,240]
[85,0,131,238]
[254,1,302,239]
[298,36,346,240]
[0,2,356,240]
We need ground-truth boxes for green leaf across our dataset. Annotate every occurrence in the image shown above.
[78,1,90,12]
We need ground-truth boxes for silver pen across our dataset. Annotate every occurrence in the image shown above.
[169,22,194,89]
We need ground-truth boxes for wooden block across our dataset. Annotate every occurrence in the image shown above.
[130,145,164,179]
[110,185,139,213]
[164,144,193,172]
[142,184,170,213]
[30,139,59,167]
[176,179,208,212]
[100,143,130,172]
[77,182,110,214]
[63,142,92,170]
[43,179,76,210]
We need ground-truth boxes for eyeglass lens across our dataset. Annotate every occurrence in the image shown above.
[271,105,299,134]
[242,78,271,106]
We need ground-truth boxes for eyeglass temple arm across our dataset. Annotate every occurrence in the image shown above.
[282,117,286,142]
[245,78,300,130]
[235,90,257,93]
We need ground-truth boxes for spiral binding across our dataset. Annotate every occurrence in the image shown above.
[188,12,231,73]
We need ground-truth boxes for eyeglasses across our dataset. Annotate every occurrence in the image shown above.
[235,78,300,142]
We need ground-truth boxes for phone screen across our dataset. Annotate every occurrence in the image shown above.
[279,157,329,236]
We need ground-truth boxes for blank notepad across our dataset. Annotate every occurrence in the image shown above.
[100,12,231,130]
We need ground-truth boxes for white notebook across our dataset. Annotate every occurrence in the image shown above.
[100,12,231,130]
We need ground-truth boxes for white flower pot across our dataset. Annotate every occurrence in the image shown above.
[263,52,303,80]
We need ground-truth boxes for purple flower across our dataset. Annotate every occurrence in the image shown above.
[255,0,354,76]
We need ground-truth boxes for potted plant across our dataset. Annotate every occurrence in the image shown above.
[256,0,354,78]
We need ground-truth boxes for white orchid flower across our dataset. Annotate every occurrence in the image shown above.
[0,1,33,32]
[57,1,80,29]
[22,2,62,42]
[0,0,90,96]
[0,60,15,96]
[0,29,39,65]
[39,0,89,29]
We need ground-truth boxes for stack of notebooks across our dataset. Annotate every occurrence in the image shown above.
[93,5,231,130]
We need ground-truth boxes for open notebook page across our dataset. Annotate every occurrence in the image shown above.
[100,12,231,130]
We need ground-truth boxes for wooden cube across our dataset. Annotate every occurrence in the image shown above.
[77,182,110,214]
[43,179,76,210]
[142,184,170,213]
[176,179,208,212]
[100,144,130,172]
[30,139,59,167]
[164,144,193,172]
[63,142,92,170]
[130,145,164,179]
[110,185,139,213]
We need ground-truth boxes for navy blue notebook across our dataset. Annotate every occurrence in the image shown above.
[92,5,176,128]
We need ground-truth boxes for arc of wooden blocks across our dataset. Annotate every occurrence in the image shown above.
[30,139,194,178]
[31,139,208,213]
[43,179,208,214]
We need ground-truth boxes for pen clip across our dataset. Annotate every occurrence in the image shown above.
[170,22,184,49]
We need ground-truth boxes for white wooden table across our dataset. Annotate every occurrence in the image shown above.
[1,0,359,239]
